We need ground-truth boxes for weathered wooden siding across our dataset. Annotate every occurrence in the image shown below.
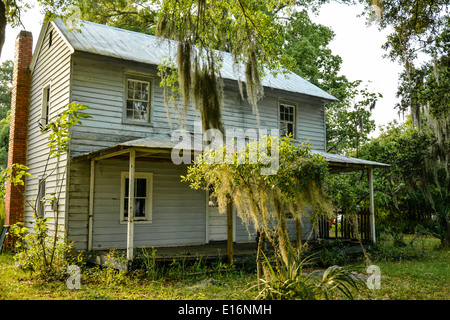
[68,157,314,250]
[25,23,72,230]
[69,53,326,157]
[69,159,208,250]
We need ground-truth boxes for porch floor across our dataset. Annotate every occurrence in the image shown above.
[94,242,259,264]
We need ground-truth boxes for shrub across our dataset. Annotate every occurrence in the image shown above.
[10,218,74,281]
[255,249,363,300]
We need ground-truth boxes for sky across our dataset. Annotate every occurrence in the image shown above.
[1,1,405,137]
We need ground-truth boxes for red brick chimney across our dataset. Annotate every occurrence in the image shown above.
[4,31,33,232]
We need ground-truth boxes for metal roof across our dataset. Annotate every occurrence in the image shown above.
[311,150,390,172]
[73,134,390,171]
[52,19,337,101]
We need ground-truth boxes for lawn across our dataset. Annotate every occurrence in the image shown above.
[0,235,448,300]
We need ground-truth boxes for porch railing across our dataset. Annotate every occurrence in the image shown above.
[318,210,371,242]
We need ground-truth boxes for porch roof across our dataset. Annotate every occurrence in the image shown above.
[72,133,390,172]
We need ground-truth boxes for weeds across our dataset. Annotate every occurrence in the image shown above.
[253,248,363,300]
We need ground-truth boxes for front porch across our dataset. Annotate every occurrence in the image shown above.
[71,134,389,263]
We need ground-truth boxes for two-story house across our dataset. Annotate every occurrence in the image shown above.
[5,19,388,259]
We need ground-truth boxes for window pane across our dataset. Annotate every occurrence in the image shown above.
[126,79,150,121]
[139,103,148,120]
[125,178,130,196]
[136,179,147,197]
[127,89,134,99]
[124,198,129,218]
[288,123,294,135]
[124,198,146,218]
[135,199,146,217]
[280,122,287,137]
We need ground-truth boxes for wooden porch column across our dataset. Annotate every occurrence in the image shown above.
[296,218,302,251]
[88,159,95,251]
[368,167,376,243]
[227,196,233,266]
[127,149,136,260]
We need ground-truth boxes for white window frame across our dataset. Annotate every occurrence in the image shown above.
[124,75,152,124]
[40,83,51,129]
[279,102,296,139]
[120,172,153,224]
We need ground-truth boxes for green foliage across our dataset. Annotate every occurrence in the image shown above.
[183,135,333,265]
[74,0,157,34]
[316,240,353,267]
[153,0,296,130]
[0,60,12,109]
[0,111,10,168]
[326,80,381,155]
[283,9,343,90]
[360,0,448,65]
[10,218,74,281]
[359,119,449,245]
[255,249,363,300]
[0,163,32,199]
[41,102,92,157]
[0,102,90,282]
[0,60,13,168]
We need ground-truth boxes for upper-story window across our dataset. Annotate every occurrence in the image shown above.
[39,84,51,130]
[279,103,296,138]
[126,77,151,123]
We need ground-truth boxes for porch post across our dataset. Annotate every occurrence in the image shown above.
[368,167,376,243]
[88,159,95,251]
[226,196,233,266]
[296,218,302,251]
[127,149,136,260]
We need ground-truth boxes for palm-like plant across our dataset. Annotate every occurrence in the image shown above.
[255,248,363,300]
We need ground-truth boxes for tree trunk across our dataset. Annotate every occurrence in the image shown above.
[0,1,6,58]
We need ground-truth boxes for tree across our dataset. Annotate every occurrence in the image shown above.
[71,0,157,34]
[283,8,344,90]
[359,118,449,247]
[360,0,449,245]
[182,136,333,265]
[0,1,33,57]
[326,80,380,156]
[0,60,12,168]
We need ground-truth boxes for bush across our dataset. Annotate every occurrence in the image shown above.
[255,249,363,300]
[10,218,74,281]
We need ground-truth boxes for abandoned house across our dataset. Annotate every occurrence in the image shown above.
[5,19,389,260]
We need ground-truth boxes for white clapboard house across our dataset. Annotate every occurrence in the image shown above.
[6,19,389,259]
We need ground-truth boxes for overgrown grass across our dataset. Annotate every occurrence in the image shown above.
[0,252,258,300]
[356,235,450,300]
[0,235,448,300]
